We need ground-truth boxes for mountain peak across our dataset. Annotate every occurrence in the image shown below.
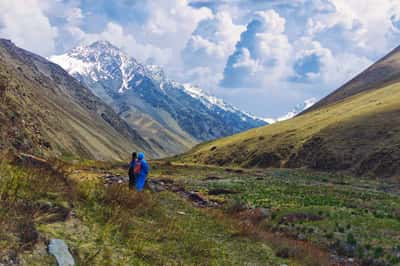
[67,40,127,61]
[89,40,116,48]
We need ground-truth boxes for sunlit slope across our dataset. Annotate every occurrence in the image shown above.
[304,45,400,114]
[180,82,400,177]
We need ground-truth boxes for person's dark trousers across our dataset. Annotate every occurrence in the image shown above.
[128,167,136,189]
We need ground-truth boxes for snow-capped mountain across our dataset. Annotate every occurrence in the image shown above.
[50,41,266,156]
[264,98,317,124]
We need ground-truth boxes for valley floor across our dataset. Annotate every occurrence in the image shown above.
[1,156,400,265]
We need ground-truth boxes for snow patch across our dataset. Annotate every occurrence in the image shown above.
[49,40,266,125]
[264,98,317,124]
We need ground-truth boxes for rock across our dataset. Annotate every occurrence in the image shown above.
[297,233,306,240]
[48,239,75,266]
[188,192,208,206]
[259,208,270,217]
[147,181,166,192]
[157,178,174,184]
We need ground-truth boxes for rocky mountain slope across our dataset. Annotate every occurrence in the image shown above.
[0,39,155,160]
[50,41,266,156]
[303,44,400,114]
[179,46,400,178]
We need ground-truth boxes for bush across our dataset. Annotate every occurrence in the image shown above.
[374,247,384,259]
[225,198,248,214]
[346,233,357,246]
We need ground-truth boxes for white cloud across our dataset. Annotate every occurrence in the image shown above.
[181,10,245,88]
[232,48,262,74]
[221,10,292,88]
[322,52,372,85]
[307,0,400,52]
[186,11,245,59]
[0,0,58,56]
[65,7,84,26]
[145,0,212,48]
[254,10,286,34]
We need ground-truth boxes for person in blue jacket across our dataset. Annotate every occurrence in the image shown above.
[134,152,149,192]
[128,152,137,190]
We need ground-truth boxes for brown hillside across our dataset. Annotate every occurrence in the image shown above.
[0,39,155,160]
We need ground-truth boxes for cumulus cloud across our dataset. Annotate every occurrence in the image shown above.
[181,11,245,88]
[0,0,58,56]
[144,0,212,49]
[292,37,372,87]
[183,11,245,64]
[306,0,400,53]
[220,10,292,88]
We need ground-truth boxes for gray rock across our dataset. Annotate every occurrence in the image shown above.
[259,208,270,217]
[48,239,75,266]
[297,233,306,240]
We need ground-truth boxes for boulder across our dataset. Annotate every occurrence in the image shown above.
[48,239,75,266]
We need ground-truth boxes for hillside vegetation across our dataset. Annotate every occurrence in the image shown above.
[0,39,154,160]
[179,82,400,177]
[0,156,292,265]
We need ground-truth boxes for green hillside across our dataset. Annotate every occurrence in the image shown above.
[179,81,400,177]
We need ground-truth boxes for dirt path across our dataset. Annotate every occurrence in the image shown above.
[103,174,220,207]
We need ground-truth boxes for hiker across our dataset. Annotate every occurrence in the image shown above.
[128,152,137,190]
[134,152,149,192]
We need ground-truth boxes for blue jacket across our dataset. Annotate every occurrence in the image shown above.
[135,152,149,192]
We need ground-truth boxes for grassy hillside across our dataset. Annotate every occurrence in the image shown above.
[179,81,400,177]
[0,39,155,160]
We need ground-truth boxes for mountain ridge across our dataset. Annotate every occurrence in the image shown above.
[0,39,155,160]
[50,41,266,156]
[302,44,400,114]
[178,44,400,178]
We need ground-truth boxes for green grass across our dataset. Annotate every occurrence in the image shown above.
[3,156,400,265]
[0,158,290,265]
[178,82,400,177]
[154,163,400,265]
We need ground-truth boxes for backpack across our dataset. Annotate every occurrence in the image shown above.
[134,160,142,175]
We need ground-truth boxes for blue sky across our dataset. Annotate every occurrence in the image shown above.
[1,0,400,117]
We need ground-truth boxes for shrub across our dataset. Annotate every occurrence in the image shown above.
[346,233,357,246]
[374,247,384,259]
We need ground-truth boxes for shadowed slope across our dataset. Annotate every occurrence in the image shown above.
[0,39,155,160]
